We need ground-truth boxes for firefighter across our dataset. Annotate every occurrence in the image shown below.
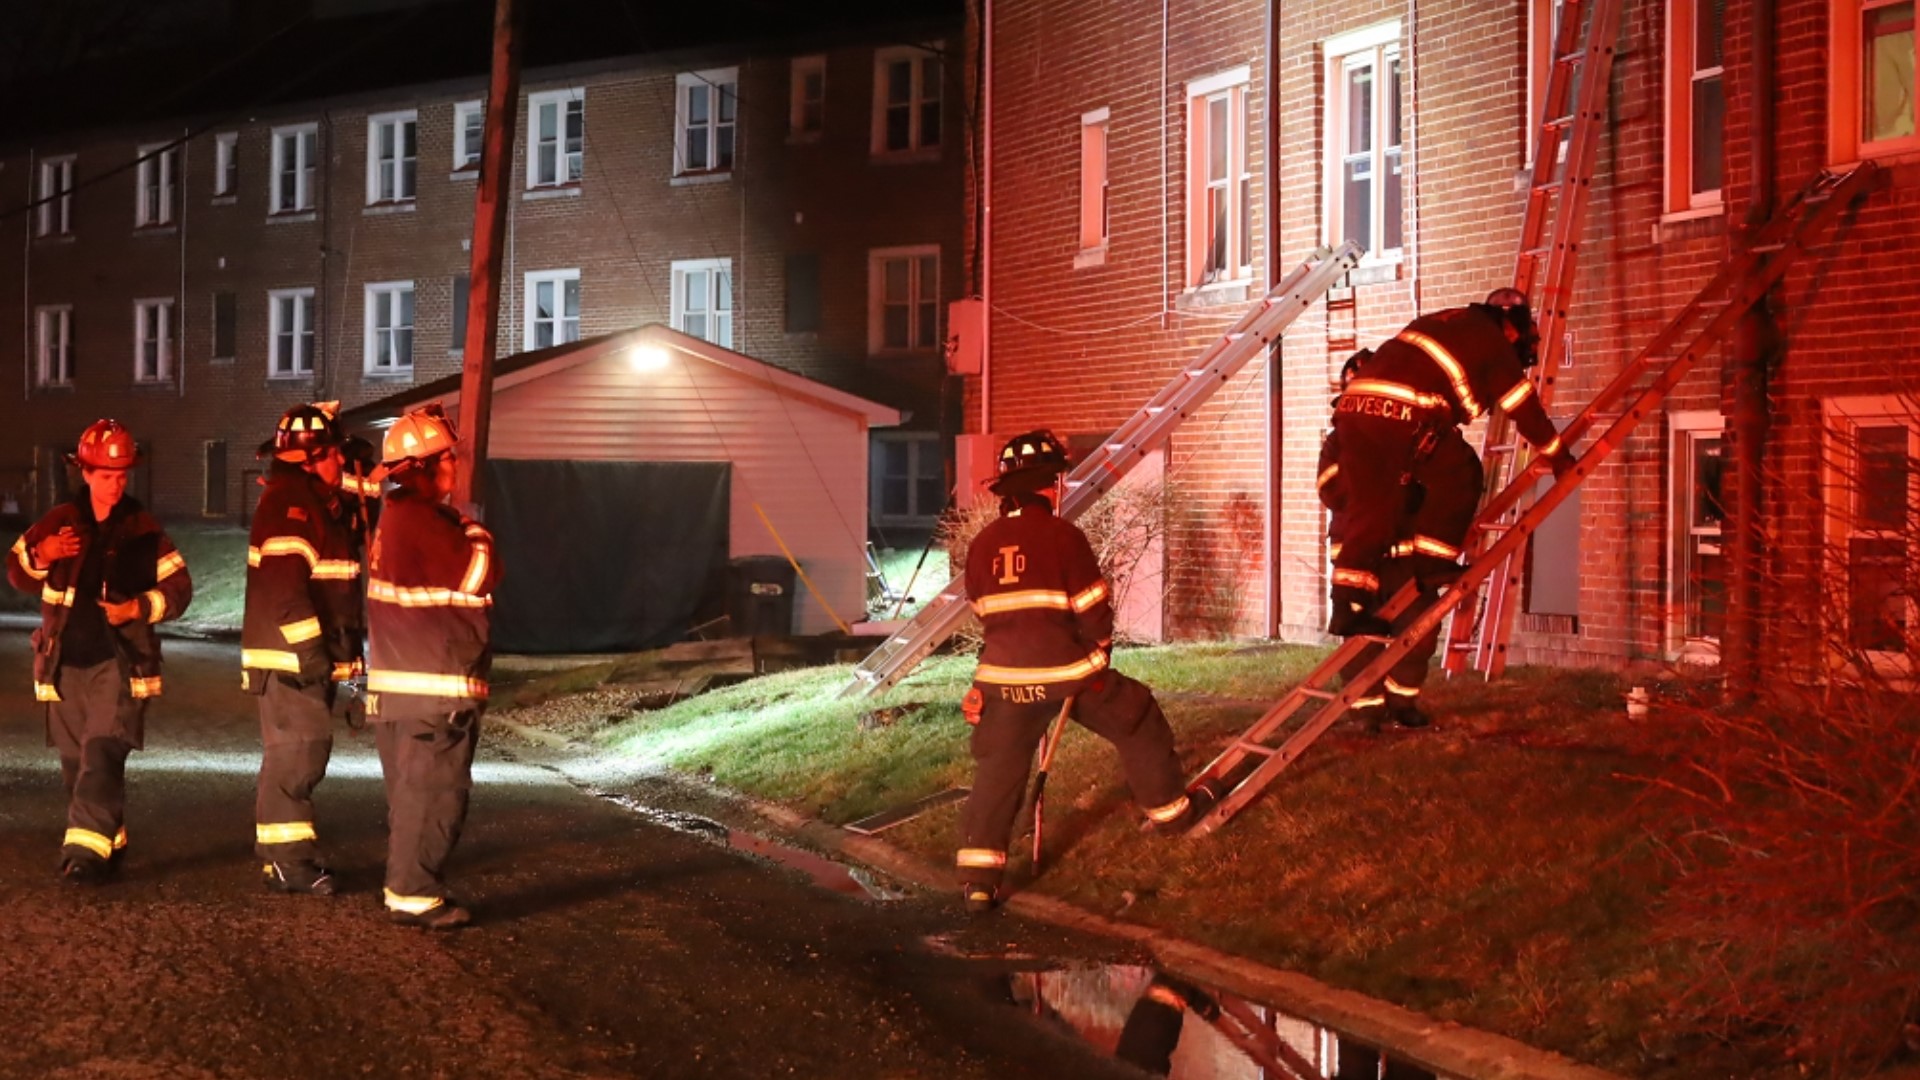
[364,405,499,929]
[954,430,1200,915]
[242,403,365,896]
[1328,288,1576,727]
[1317,347,1373,562]
[7,420,193,884]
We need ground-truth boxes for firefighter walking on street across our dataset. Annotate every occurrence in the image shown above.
[364,406,499,929]
[242,404,366,896]
[7,420,193,884]
[955,431,1201,914]
[1328,288,1576,727]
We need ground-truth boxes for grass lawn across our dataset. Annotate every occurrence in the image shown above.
[867,545,951,621]
[498,643,1780,1078]
[0,522,248,633]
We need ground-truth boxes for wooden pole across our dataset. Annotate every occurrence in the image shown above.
[453,0,524,512]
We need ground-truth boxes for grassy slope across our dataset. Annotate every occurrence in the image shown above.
[0,523,248,632]
[522,644,1725,1077]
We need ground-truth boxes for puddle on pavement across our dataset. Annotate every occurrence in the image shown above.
[589,789,906,902]
[1009,962,1454,1080]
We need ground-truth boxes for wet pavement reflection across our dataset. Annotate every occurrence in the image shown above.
[1010,963,1450,1080]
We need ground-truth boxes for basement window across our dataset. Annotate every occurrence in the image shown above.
[1825,397,1919,670]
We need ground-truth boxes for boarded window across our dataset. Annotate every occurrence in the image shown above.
[204,440,228,516]
[785,253,819,333]
[451,275,469,351]
[212,292,236,359]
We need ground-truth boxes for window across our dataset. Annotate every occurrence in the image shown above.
[873,434,945,523]
[365,282,415,374]
[37,156,74,237]
[1187,67,1254,285]
[212,292,236,360]
[451,275,470,350]
[524,269,580,350]
[133,299,174,383]
[1668,413,1725,661]
[453,100,484,170]
[35,306,72,387]
[271,124,318,213]
[676,69,739,175]
[672,259,734,348]
[1832,0,1918,162]
[214,132,238,197]
[1825,398,1919,664]
[527,89,584,188]
[367,110,418,203]
[136,144,176,227]
[204,440,229,517]
[790,55,826,138]
[1079,107,1110,255]
[1665,0,1725,210]
[868,246,939,354]
[872,46,942,155]
[1325,25,1403,260]
[785,252,820,333]
[268,288,315,378]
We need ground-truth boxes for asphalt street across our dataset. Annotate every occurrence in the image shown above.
[0,632,1149,1080]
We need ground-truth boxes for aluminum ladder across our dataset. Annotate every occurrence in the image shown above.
[838,241,1365,699]
[1186,164,1881,836]
[1442,0,1622,677]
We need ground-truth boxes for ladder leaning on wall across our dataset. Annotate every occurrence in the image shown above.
[1183,162,1882,837]
[836,241,1366,700]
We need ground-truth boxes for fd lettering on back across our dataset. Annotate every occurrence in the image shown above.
[993,545,1026,585]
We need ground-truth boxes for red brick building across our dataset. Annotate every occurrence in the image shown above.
[966,0,1919,677]
[0,1,965,544]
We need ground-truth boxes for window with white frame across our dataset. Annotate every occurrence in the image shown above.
[37,156,74,237]
[1325,25,1403,260]
[524,269,580,350]
[527,89,584,188]
[133,299,174,382]
[35,306,72,387]
[271,124,318,213]
[671,258,734,348]
[365,282,414,374]
[367,110,418,203]
[1187,67,1253,285]
[214,132,238,197]
[136,144,176,227]
[1825,397,1919,662]
[268,288,315,378]
[1079,108,1110,254]
[453,100,484,170]
[1667,412,1725,661]
[1665,0,1725,211]
[676,69,738,175]
[872,45,942,155]
[868,246,939,354]
[873,433,945,523]
[1831,0,1918,162]
[791,55,826,138]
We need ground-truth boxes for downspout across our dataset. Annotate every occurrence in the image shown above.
[1160,0,1170,329]
[1263,0,1281,637]
[1405,0,1420,313]
[1725,0,1777,697]
[23,148,33,406]
[979,0,993,436]
[179,128,189,400]
[319,111,333,401]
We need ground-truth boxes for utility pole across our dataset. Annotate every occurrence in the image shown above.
[453,0,524,512]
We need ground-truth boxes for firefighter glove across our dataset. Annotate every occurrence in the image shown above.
[961,687,984,726]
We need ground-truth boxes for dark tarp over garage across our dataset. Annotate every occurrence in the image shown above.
[485,460,730,654]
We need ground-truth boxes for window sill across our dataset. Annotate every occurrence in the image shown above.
[33,233,77,245]
[523,184,582,201]
[267,372,315,382]
[450,167,479,181]
[1652,203,1725,243]
[267,211,317,224]
[34,382,75,394]
[210,355,236,366]
[363,200,417,216]
[870,147,941,166]
[131,378,177,391]
[363,369,415,382]
[786,131,823,146]
[133,224,178,237]
[1073,246,1108,269]
[672,170,733,187]
[1346,259,1402,287]
[1177,278,1253,310]
[210,195,237,206]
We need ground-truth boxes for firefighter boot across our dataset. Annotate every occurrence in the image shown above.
[264,861,337,896]
[390,900,472,930]
[1387,696,1433,730]
[1327,585,1392,638]
[58,855,111,887]
[1152,784,1217,835]
[962,883,998,915]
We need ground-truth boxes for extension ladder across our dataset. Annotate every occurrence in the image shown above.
[1186,163,1881,836]
[1443,0,1621,676]
[838,241,1366,699]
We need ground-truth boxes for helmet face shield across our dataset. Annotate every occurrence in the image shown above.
[991,429,1070,496]
[1482,288,1540,367]
[274,404,344,461]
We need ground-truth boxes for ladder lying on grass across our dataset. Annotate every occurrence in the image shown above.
[837,241,1365,700]
[1185,163,1881,837]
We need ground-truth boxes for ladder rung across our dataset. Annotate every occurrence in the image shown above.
[1483,443,1520,455]
[1751,242,1786,254]
[1447,641,1479,652]
[1541,114,1575,130]
[1299,688,1337,701]
[1233,740,1277,758]
[1554,48,1587,66]
[1477,520,1513,532]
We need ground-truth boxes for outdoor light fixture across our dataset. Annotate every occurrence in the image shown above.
[628,344,671,373]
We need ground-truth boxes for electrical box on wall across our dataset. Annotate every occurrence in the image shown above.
[944,298,983,375]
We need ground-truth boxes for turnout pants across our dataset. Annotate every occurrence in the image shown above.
[956,669,1186,890]
[376,711,480,913]
[255,675,333,865]
[48,660,142,865]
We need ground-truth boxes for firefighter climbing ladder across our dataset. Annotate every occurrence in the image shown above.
[837,241,1366,700]
[1443,0,1621,676]
[1186,163,1881,837]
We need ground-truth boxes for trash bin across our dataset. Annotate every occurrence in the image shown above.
[729,555,797,636]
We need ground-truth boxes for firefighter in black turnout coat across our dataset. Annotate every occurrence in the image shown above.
[8,420,193,884]
[1328,288,1575,726]
[955,431,1199,914]
[242,403,366,896]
